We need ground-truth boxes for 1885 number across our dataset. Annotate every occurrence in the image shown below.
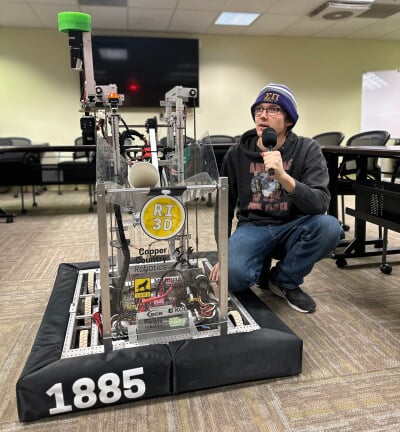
[46,367,146,415]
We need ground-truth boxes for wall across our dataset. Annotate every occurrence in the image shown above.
[1,27,400,145]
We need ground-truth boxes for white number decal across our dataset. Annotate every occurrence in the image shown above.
[46,368,146,415]
[46,383,73,415]
[73,377,97,409]
[98,373,121,404]
[123,367,146,398]
[153,218,162,230]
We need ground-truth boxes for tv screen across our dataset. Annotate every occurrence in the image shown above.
[90,35,199,108]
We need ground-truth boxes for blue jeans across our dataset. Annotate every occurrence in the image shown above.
[228,214,343,292]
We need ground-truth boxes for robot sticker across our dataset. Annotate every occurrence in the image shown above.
[140,195,186,240]
[134,277,152,299]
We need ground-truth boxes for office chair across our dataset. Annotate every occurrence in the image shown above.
[387,139,400,183]
[7,137,32,146]
[313,131,345,147]
[0,137,41,211]
[337,130,390,231]
[0,138,13,146]
[202,135,236,206]
[390,160,400,183]
[73,136,87,159]
[208,134,236,143]
[208,135,236,174]
[56,137,96,211]
[379,140,400,274]
[71,136,95,191]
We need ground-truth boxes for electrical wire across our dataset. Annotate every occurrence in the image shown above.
[113,204,130,313]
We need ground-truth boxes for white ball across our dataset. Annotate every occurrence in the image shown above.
[128,162,159,188]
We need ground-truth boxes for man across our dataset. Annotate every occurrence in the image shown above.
[210,83,343,313]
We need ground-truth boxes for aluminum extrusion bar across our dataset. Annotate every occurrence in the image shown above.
[218,176,229,334]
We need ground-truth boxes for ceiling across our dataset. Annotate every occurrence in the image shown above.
[2,0,400,40]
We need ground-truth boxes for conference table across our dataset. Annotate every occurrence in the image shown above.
[0,143,95,154]
[322,145,400,269]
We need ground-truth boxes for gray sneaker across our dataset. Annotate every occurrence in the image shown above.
[269,279,316,313]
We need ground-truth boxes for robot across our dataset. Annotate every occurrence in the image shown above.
[57,11,257,356]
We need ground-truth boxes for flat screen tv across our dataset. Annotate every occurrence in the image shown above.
[90,35,199,108]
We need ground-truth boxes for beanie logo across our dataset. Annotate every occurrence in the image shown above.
[263,92,280,103]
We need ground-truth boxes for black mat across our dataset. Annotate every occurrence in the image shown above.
[16,262,302,422]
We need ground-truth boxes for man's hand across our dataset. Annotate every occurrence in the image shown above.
[261,151,296,193]
[209,262,219,281]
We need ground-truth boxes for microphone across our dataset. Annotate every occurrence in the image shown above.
[262,127,277,175]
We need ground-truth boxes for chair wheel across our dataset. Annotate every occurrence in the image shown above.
[342,224,350,232]
[380,263,392,274]
[336,257,347,268]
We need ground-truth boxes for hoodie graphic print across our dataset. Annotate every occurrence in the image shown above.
[248,159,293,212]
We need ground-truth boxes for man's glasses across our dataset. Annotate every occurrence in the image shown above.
[254,106,283,117]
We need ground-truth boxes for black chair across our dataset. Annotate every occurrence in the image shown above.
[0,138,14,146]
[208,135,237,175]
[390,159,400,183]
[57,137,96,211]
[378,139,400,273]
[387,139,400,183]
[0,137,41,212]
[337,130,390,231]
[70,136,95,191]
[313,131,345,147]
[4,137,32,146]
[312,132,346,228]
[201,135,236,206]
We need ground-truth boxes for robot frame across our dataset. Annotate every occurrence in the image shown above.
[59,12,260,357]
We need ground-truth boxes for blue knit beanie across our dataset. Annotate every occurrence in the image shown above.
[250,83,299,127]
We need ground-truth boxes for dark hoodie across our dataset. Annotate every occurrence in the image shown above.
[217,128,331,237]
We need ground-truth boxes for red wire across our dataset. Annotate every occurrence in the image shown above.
[138,277,176,312]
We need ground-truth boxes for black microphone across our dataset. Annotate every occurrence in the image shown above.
[262,127,277,175]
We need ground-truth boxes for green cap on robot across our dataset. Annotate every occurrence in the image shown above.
[58,12,91,33]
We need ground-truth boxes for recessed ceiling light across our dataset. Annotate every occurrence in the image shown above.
[215,12,260,26]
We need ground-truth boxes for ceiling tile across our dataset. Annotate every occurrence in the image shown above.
[128,0,177,9]
[27,0,78,4]
[177,0,228,12]
[128,8,174,31]
[267,0,324,15]
[80,6,128,30]
[33,4,81,28]
[223,0,275,14]
[169,10,218,33]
